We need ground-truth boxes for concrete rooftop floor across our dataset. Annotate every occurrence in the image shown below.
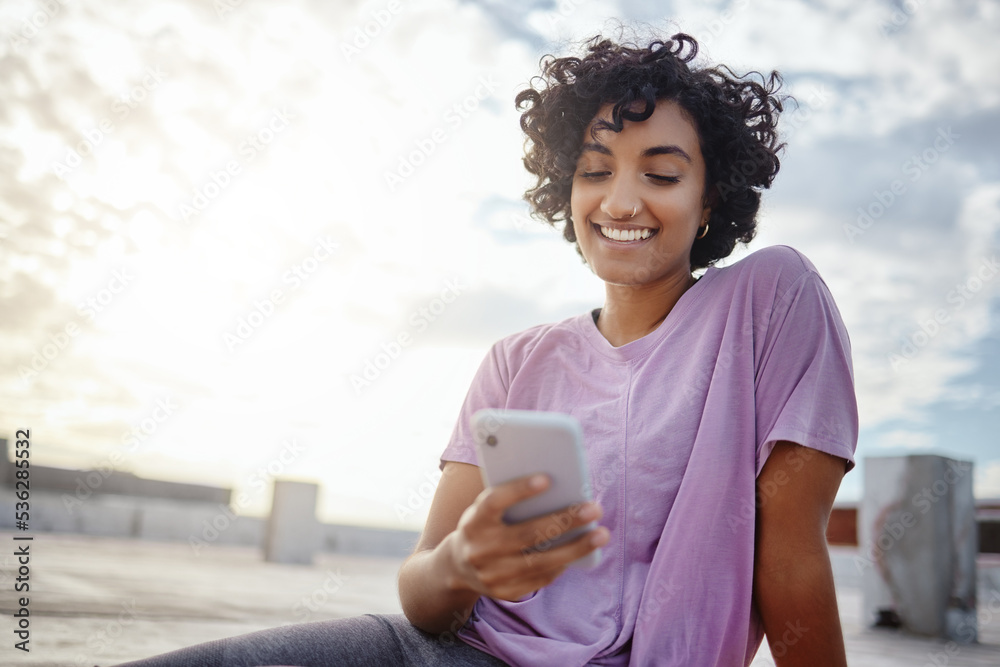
[1,532,999,666]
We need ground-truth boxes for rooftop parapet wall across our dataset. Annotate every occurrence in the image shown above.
[0,436,230,505]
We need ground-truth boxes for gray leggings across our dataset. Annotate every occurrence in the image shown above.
[110,613,509,667]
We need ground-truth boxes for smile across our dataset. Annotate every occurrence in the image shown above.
[595,224,656,243]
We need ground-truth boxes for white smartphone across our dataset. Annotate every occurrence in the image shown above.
[471,408,601,569]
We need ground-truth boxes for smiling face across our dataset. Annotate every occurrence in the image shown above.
[570,100,711,288]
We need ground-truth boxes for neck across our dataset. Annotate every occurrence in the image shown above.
[596,272,697,347]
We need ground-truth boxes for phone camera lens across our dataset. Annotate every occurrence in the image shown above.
[486,435,497,446]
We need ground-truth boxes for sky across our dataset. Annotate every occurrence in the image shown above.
[1,0,998,530]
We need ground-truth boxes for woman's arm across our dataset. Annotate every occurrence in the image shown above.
[753,441,848,667]
[398,461,608,635]
[397,462,485,635]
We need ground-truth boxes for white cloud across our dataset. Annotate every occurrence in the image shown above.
[873,429,936,450]
[975,460,1000,500]
[753,195,999,428]
[1,0,997,527]
[669,0,1000,139]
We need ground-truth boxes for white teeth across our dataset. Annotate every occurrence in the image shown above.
[599,226,652,242]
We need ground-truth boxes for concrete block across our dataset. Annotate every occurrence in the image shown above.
[322,523,421,558]
[139,499,266,555]
[135,498,209,541]
[859,455,977,642]
[265,480,321,565]
[75,494,141,537]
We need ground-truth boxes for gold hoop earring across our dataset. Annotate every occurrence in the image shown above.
[696,224,709,240]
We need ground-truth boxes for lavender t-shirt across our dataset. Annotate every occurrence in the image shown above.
[439,245,859,666]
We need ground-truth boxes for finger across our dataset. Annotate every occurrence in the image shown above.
[514,501,602,548]
[518,525,609,573]
[476,473,550,523]
[489,574,558,602]
[475,550,579,601]
[469,526,609,600]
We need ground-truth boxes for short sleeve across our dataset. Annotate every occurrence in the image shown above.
[439,342,511,470]
[754,269,859,476]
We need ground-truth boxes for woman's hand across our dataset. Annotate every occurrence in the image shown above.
[399,461,608,635]
[444,473,609,602]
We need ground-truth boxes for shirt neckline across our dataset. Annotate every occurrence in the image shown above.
[576,266,720,361]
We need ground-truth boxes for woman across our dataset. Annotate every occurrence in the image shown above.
[116,31,857,667]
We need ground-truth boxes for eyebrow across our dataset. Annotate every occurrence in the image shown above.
[580,142,692,163]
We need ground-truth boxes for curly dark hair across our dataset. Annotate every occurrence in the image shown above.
[515,32,787,270]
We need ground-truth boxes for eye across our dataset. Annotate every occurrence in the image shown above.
[648,174,680,184]
[579,171,610,179]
